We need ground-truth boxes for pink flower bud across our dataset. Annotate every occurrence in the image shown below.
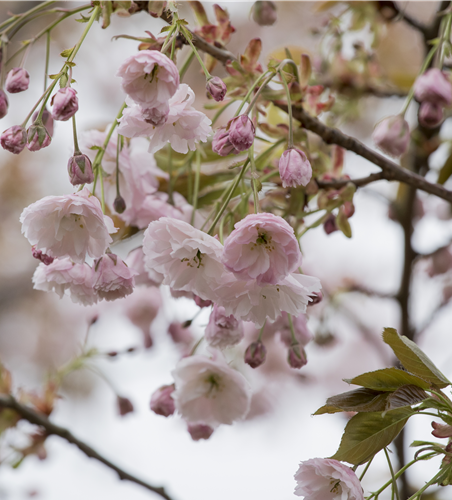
[117,395,134,416]
[142,104,169,127]
[278,148,312,187]
[228,115,255,152]
[206,76,227,102]
[428,247,452,277]
[0,90,9,119]
[150,384,175,417]
[342,200,355,218]
[252,1,277,26]
[187,423,214,441]
[323,213,338,235]
[244,340,267,368]
[287,344,307,369]
[5,67,29,93]
[31,246,54,265]
[67,153,94,186]
[32,108,54,137]
[51,87,79,121]
[308,291,323,305]
[114,195,126,214]
[419,102,443,129]
[27,122,51,151]
[1,125,27,154]
[194,295,212,308]
[212,127,239,156]
[414,68,452,106]
[372,115,410,157]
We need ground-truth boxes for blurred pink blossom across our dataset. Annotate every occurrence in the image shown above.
[205,305,244,349]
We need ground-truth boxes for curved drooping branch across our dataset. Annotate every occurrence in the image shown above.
[0,395,175,500]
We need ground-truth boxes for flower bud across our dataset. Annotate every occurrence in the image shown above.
[323,213,338,235]
[27,122,51,152]
[287,344,307,369]
[51,87,79,121]
[1,125,27,154]
[419,102,443,129]
[5,67,30,93]
[228,115,255,152]
[308,291,323,305]
[0,90,9,119]
[414,68,452,106]
[372,115,410,157]
[212,127,239,157]
[67,153,94,186]
[168,322,193,344]
[150,384,175,417]
[117,395,134,416]
[114,195,126,214]
[206,76,227,102]
[194,295,212,308]
[278,148,312,188]
[32,108,54,137]
[252,1,277,26]
[187,423,214,441]
[244,340,267,368]
[31,246,54,265]
[142,104,169,127]
[431,421,452,438]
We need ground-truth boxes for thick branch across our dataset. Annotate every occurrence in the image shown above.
[316,172,386,189]
[0,395,174,500]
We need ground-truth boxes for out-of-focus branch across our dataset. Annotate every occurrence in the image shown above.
[316,172,386,189]
[0,395,174,500]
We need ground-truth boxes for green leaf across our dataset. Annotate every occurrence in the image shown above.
[336,206,352,238]
[314,388,389,415]
[385,385,428,411]
[331,407,415,465]
[60,47,75,58]
[437,152,452,185]
[345,367,431,391]
[382,328,450,388]
[75,13,91,23]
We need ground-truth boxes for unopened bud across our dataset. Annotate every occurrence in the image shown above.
[187,423,214,441]
[32,108,54,137]
[419,102,443,129]
[150,384,175,417]
[228,115,255,152]
[0,89,9,119]
[279,148,312,188]
[252,1,277,26]
[244,340,267,368]
[342,200,355,218]
[114,195,126,214]
[1,125,27,154]
[287,344,307,369]
[206,76,227,102]
[432,421,452,438]
[117,395,134,416]
[323,213,338,235]
[5,67,29,93]
[414,68,452,106]
[212,127,239,157]
[51,87,79,121]
[68,153,94,186]
[372,115,410,158]
[194,295,212,308]
[32,246,54,265]
[308,291,323,305]
[27,122,51,152]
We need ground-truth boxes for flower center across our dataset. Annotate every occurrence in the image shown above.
[143,65,159,84]
[329,479,342,495]
[251,227,275,252]
[205,373,223,398]
[181,249,204,269]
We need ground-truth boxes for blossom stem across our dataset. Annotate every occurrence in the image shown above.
[115,134,123,198]
[249,143,260,213]
[0,36,7,88]
[358,456,374,481]
[438,12,452,68]
[299,199,344,238]
[167,145,174,206]
[44,30,51,93]
[71,115,80,154]
[190,336,204,356]
[244,72,276,116]
[0,1,56,35]
[99,163,105,213]
[234,71,272,117]
[67,5,100,64]
[191,149,202,225]
[287,314,298,345]
[406,470,444,500]
[257,320,267,341]
[212,98,238,126]
[384,447,400,500]
[180,26,212,80]
[279,69,294,148]
[170,31,177,61]
[179,50,195,80]
[207,159,250,235]
[160,25,177,54]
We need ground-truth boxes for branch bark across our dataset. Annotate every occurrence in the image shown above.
[0,395,174,500]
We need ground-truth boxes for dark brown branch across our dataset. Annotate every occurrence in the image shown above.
[316,172,386,189]
[0,395,174,500]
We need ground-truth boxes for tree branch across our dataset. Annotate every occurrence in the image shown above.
[0,395,174,500]
[316,172,386,189]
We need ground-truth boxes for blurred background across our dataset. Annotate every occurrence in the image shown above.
[1,1,452,499]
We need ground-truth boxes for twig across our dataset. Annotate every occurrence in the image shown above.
[0,395,174,500]
[316,172,386,189]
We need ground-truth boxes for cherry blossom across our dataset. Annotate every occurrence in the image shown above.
[205,305,244,349]
[93,253,137,301]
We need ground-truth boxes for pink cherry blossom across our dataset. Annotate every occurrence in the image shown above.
[222,213,302,285]
[51,87,79,121]
[118,85,212,154]
[116,50,179,108]
[172,354,251,427]
[32,257,98,306]
[150,384,176,417]
[278,148,312,188]
[20,188,116,264]
[215,272,322,327]
[294,458,364,499]
[125,247,163,287]
[93,253,137,301]
[272,312,313,347]
[205,304,244,349]
[5,67,29,93]
[372,115,410,158]
[414,68,452,106]
[142,217,225,300]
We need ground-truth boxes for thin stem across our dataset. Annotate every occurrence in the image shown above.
[279,69,293,148]
[191,149,201,225]
[235,71,272,117]
[244,72,276,116]
[44,30,51,92]
[179,49,195,80]
[207,160,249,235]
[212,98,237,126]
[160,25,176,54]
[384,447,400,500]
[407,470,444,500]
[248,143,260,213]
[257,320,267,341]
[71,115,80,153]
[0,37,7,88]
[116,134,123,198]
[359,456,374,481]
[287,313,298,345]
[1,1,56,36]
[170,31,177,61]
[167,145,174,206]
[180,26,211,79]
[67,5,99,64]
